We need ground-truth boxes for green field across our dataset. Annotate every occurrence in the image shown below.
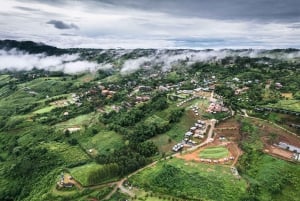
[55,112,99,129]
[266,99,300,112]
[150,134,176,154]
[69,163,103,186]
[81,130,124,155]
[199,146,230,159]
[40,142,90,165]
[33,105,56,114]
[130,158,247,201]
[164,110,195,141]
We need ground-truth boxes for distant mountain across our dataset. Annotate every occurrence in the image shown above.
[0,40,67,55]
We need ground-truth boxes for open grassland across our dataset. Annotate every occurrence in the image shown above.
[68,163,103,186]
[199,146,230,159]
[164,110,195,141]
[55,112,99,129]
[130,158,247,201]
[81,130,124,155]
[33,105,56,114]
[150,134,176,154]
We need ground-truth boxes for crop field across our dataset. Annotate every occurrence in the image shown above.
[40,142,90,165]
[199,146,230,159]
[130,158,247,201]
[68,163,103,186]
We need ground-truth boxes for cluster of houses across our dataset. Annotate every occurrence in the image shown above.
[172,120,208,152]
[176,96,198,107]
[185,120,207,140]
[207,97,228,113]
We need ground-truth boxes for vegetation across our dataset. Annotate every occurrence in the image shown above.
[0,40,300,201]
[237,119,300,201]
[130,158,247,201]
[199,146,230,159]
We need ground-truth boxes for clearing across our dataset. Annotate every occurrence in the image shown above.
[199,146,230,159]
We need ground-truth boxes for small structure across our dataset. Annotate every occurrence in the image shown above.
[277,142,300,153]
[293,153,300,161]
[172,143,184,152]
[190,127,197,132]
[57,172,74,189]
[185,131,193,138]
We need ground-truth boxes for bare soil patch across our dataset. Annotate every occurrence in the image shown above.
[250,118,300,147]
[264,145,294,161]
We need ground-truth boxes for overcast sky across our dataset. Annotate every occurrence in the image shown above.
[1,0,300,49]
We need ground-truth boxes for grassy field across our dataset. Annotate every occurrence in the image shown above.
[199,146,230,159]
[68,163,103,186]
[55,112,99,129]
[130,158,247,201]
[33,105,56,114]
[150,134,176,154]
[40,142,90,165]
[266,99,300,112]
[165,110,195,142]
[81,130,124,155]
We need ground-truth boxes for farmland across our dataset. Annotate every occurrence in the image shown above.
[69,163,104,186]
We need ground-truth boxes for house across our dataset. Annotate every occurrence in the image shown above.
[277,142,300,153]
[185,131,193,137]
[275,82,283,89]
[66,127,81,133]
[235,87,249,95]
[172,143,184,152]
[158,85,169,92]
[190,127,197,132]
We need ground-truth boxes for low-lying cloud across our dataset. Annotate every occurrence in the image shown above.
[120,49,300,74]
[0,49,100,74]
[47,20,79,30]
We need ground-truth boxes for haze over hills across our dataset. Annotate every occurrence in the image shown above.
[1,40,300,75]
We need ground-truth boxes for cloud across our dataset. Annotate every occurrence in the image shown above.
[96,0,300,23]
[0,48,105,74]
[47,20,79,30]
[14,6,41,12]
[119,49,300,74]
[1,0,300,48]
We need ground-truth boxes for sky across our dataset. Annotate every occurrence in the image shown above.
[0,0,300,49]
